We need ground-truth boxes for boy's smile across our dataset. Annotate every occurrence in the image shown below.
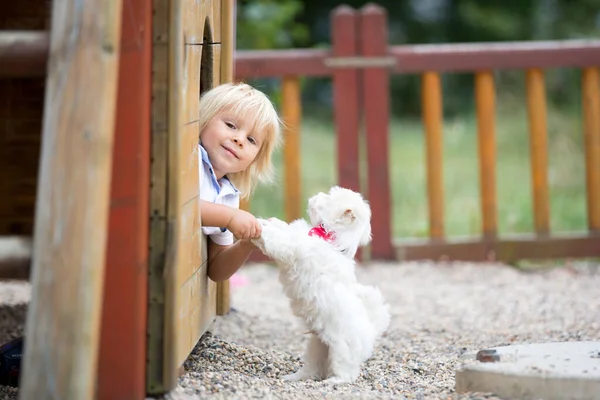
[201,110,265,180]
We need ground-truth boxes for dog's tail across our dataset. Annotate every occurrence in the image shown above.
[354,284,391,336]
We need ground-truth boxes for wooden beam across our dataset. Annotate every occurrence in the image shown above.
[97,0,151,398]
[19,1,123,399]
[395,233,600,262]
[360,4,394,260]
[526,68,550,236]
[0,31,49,77]
[422,72,445,240]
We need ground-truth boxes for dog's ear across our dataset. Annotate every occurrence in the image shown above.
[360,224,372,245]
[341,209,356,223]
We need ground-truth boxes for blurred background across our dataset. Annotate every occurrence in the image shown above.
[236,0,600,240]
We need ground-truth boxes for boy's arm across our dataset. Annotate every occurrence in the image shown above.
[206,238,256,282]
[200,200,235,228]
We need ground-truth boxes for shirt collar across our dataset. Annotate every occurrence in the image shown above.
[199,143,240,194]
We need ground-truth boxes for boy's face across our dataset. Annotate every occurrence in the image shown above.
[201,110,265,180]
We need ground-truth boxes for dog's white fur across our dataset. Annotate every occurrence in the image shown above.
[251,186,391,383]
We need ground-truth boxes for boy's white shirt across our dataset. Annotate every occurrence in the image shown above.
[198,143,240,246]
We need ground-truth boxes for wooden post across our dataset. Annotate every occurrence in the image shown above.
[526,68,550,236]
[422,72,445,240]
[360,4,394,260]
[20,1,123,399]
[582,67,600,232]
[97,0,151,399]
[475,71,498,239]
[282,76,302,222]
[331,5,361,194]
[216,0,236,317]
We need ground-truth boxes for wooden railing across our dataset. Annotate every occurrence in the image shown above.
[4,4,598,262]
[235,4,600,263]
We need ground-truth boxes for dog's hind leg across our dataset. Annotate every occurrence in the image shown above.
[282,335,328,381]
[324,340,361,384]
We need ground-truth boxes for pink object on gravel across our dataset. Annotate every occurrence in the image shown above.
[230,273,249,288]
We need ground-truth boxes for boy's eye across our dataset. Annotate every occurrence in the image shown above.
[225,121,236,129]
[248,137,257,145]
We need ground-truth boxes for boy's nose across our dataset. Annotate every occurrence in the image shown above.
[232,136,243,147]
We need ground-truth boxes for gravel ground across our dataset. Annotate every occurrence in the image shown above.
[1,261,599,400]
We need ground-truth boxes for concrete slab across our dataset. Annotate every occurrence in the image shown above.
[455,341,600,400]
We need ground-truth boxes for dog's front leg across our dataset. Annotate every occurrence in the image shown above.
[252,220,297,262]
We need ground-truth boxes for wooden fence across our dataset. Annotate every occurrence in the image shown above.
[238,4,600,263]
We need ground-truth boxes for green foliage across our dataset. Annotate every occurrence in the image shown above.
[236,0,310,50]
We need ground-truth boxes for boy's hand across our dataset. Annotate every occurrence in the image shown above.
[226,209,262,240]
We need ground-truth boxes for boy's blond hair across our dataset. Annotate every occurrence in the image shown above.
[198,82,283,199]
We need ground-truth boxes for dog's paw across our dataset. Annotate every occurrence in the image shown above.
[324,375,354,384]
[281,370,313,382]
[250,235,267,254]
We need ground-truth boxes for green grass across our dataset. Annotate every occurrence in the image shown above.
[249,101,588,240]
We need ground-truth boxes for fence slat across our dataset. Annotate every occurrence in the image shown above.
[526,68,550,236]
[360,4,394,259]
[331,5,360,193]
[475,71,498,239]
[422,72,445,239]
[582,67,600,232]
[282,76,302,222]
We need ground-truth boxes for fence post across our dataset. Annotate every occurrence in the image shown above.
[331,5,361,194]
[359,4,394,260]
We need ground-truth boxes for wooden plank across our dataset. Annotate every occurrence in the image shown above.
[582,67,600,232]
[0,31,49,77]
[390,40,600,73]
[526,68,550,236]
[360,4,394,260]
[146,0,169,393]
[182,43,202,124]
[173,201,205,366]
[97,0,151,398]
[331,5,360,193]
[162,0,186,388]
[475,71,498,239]
[215,0,233,316]
[422,72,445,240]
[282,76,302,222]
[163,0,220,390]
[395,233,600,262]
[19,0,123,399]
[220,0,235,82]
[179,122,202,205]
[235,48,330,79]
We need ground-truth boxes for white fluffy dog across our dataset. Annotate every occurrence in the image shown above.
[251,186,391,383]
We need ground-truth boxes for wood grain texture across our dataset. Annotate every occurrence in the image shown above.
[162,0,221,390]
[282,76,302,223]
[19,1,123,399]
[146,0,169,393]
[475,71,497,239]
[97,0,151,398]
[582,67,600,232]
[526,68,550,236]
[360,4,394,260]
[422,72,445,240]
[216,0,233,316]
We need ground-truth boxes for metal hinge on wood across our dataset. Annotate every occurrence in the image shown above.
[324,56,396,69]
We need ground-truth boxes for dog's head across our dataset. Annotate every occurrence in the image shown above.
[307,186,372,258]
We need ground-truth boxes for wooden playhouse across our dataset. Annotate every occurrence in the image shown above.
[0,0,235,398]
